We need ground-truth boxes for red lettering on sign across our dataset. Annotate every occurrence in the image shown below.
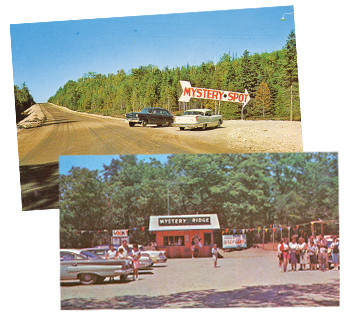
[218,91,224,100]
[207,89,212,99]
[233,93,239,101]
[197,88,202,98]
[184,87,191,96]
[228,92,234,101]
[238,94,244,102]
[191,88,197,96]
[202,89,208,98]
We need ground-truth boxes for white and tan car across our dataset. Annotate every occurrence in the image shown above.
[60,249,134,284]
[134,245,167,265]
[173,109,223,130]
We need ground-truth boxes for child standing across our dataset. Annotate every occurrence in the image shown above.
[308,241,317,270]
[211,244,219,267]
[132,244,141,280]
[319,246,328,272]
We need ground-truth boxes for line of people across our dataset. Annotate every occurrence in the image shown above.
[277,235,339,272]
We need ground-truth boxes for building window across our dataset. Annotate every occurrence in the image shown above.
[204,233,212,246]
[163,235,184,246]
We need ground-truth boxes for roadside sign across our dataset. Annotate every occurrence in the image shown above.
[179,80,250,106]
[222,234,247,249]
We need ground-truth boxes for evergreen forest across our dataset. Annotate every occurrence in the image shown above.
[14,83,35,123]
[59,152,338,248]
[49,31,300,121]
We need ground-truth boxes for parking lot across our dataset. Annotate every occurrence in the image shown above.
[61,248,340,309]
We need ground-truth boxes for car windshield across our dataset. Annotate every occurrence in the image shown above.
[141,108,154,114]
[183,111,204,116]
[80,251,101,259]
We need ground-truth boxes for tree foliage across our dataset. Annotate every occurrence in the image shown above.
[14,82,35,123]
[49,31,300,121]
[59,153,338,248]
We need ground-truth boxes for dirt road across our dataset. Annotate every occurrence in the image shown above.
[17,104,303,210]
[60,248,339,309]
[17,104,303,165]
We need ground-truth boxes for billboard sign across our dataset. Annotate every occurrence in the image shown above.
[178,80,250,107]
[222,234,247,249]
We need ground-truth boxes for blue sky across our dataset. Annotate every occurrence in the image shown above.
[59,154,170,175]
[10,5,294,103]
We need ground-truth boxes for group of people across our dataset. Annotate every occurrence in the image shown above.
[106,240,141,280]
[277,234,339,272]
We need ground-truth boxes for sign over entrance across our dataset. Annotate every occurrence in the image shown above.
[149,214,220,231]
[179,80,250,106]
[158,216,211,226]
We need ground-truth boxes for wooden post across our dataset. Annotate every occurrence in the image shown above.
[262,228,265,250]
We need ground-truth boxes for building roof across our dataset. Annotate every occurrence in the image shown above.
[149,214,220,231]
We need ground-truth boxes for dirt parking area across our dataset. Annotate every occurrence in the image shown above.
[162,119,303,153]
[61,248,339,309]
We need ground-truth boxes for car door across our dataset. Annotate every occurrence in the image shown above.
[161,110,172,124]
[60,251,79,280]
[151,109,163,124]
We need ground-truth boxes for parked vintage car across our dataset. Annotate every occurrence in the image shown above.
[133,245,168,264]
[125,107,174,127]
[83,246,153,269]
[60,249,134,284]
[173,109,223,130]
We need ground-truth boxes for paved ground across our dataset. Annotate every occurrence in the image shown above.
[61,248,340,309]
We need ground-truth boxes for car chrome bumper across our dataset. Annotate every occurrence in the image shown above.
[115,268,134,275]
[125,118,141,123]
[172,123,203,128]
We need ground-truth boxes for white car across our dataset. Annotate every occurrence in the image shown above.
[173,109,223,130]
[60,249,134,284]
[134,245,167,264]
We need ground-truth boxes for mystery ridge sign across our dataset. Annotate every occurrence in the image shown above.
[178,80,250,107]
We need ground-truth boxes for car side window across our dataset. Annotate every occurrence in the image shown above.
[61,252,75,261]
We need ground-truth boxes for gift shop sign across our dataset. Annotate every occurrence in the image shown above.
[178,80,250,106]
[112,229,128,237]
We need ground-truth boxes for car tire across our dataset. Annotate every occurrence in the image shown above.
[202,124,207,131]
[79,273,97,285]
[141,120,147,127]
[120,274,128,282]
[179,127,185,130]
[217,120,221,128]
[129,122,135,127]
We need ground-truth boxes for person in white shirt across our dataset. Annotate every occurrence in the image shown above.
[211,244,219,267]
[106,244,117,259]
